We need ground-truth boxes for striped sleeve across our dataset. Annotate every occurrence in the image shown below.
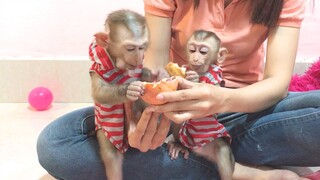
[88,40,127,84]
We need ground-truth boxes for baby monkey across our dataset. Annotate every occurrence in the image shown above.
[89,9,149,180]
[167,30,235,180]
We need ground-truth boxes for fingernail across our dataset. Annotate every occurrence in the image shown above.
[156,94,164,100]
[145,106,155,113]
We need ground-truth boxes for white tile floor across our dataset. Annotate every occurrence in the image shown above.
[0,103,92,180]
[0,103,318,180]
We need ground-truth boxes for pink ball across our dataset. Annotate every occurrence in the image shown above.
[28,87,53,111]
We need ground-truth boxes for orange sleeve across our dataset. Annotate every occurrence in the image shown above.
[277,0,306,27]
[143,0,176,17]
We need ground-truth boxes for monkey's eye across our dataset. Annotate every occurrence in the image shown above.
[138,45,146,50]
[125,45,136,52]
[126,48,135,52]
[199,47,209,55]
[188,45,196,53]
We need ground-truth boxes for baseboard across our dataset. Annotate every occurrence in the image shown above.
[0,60,314,103]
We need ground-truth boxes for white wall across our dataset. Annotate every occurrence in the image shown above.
[0,0,319,61]
[0,0,144,60]
[0,0,319,103]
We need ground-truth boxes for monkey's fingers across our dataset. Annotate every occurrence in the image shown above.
[127,82,144,93]
[168,143,179,159]
[167,142,186,159]
[126,90,142,101]
[182,149,190,159]
[173,147,182,159]
[128,81,145,89]
[186,75,199,83]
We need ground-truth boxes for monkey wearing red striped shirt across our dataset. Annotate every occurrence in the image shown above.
[167,30,235,180]
[89,9,149,180]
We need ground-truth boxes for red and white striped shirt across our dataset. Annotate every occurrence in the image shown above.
[89,40,143,153]
[199,65,224,86]
[179,64,230,149]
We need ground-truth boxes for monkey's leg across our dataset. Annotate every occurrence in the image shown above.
[194,139,235,180]
[214,139,235,180]
[97,129,123,180]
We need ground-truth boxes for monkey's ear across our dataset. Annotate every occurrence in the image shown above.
[217,47,228,63]
[94,31,109,48]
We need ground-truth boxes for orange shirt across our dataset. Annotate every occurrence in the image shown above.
[144,0,305,87]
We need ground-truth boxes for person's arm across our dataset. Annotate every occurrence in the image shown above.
[144,12,172,78]
[148,26,301,122]
[221,26,300,112]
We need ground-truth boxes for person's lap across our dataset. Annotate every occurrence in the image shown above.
[36,107,219,180]
[219,90,320,166]
[37,90,320,179]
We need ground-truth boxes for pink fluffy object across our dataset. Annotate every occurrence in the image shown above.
[289,58,320,92]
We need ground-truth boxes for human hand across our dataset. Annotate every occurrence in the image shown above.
[185,70,199,82]
[148,77,225,123]
[126,81,144,101]
[127,109,170,152]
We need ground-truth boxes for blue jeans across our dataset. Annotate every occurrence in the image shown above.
[37,91,320,180]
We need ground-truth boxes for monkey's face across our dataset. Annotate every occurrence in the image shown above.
[108,25,149,70]
[187,44,218,73]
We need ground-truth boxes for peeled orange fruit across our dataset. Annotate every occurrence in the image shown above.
[141,77,179,105]
[165,62,186,78]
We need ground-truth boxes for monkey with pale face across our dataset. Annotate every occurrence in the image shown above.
[167,30,235,180]
[89,9,149,180]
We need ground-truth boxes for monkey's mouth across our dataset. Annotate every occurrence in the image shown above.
[190,64,202,70]
[126,63,137,70]
[190,65,207,73]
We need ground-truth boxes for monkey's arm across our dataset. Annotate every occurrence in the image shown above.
[90,72,129,105]
[167,123,190,159]
[144,13,172,77]
[185,70,200,83]
[97,129,123,180]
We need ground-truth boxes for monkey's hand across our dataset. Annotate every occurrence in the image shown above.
[185,70,199,83]
[168,141,190,160]
[126,81,145,101]
[150,68,170,81]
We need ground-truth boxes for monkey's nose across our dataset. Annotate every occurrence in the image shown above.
[136,54,144,64]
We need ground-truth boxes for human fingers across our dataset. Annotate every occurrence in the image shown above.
[127,110,152,149]
[152,97,210,116]
[163,110,198,124]
[159,100,212,123]
[155,79,204,104]
[139,112,159,152]
[150,115,170,149]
